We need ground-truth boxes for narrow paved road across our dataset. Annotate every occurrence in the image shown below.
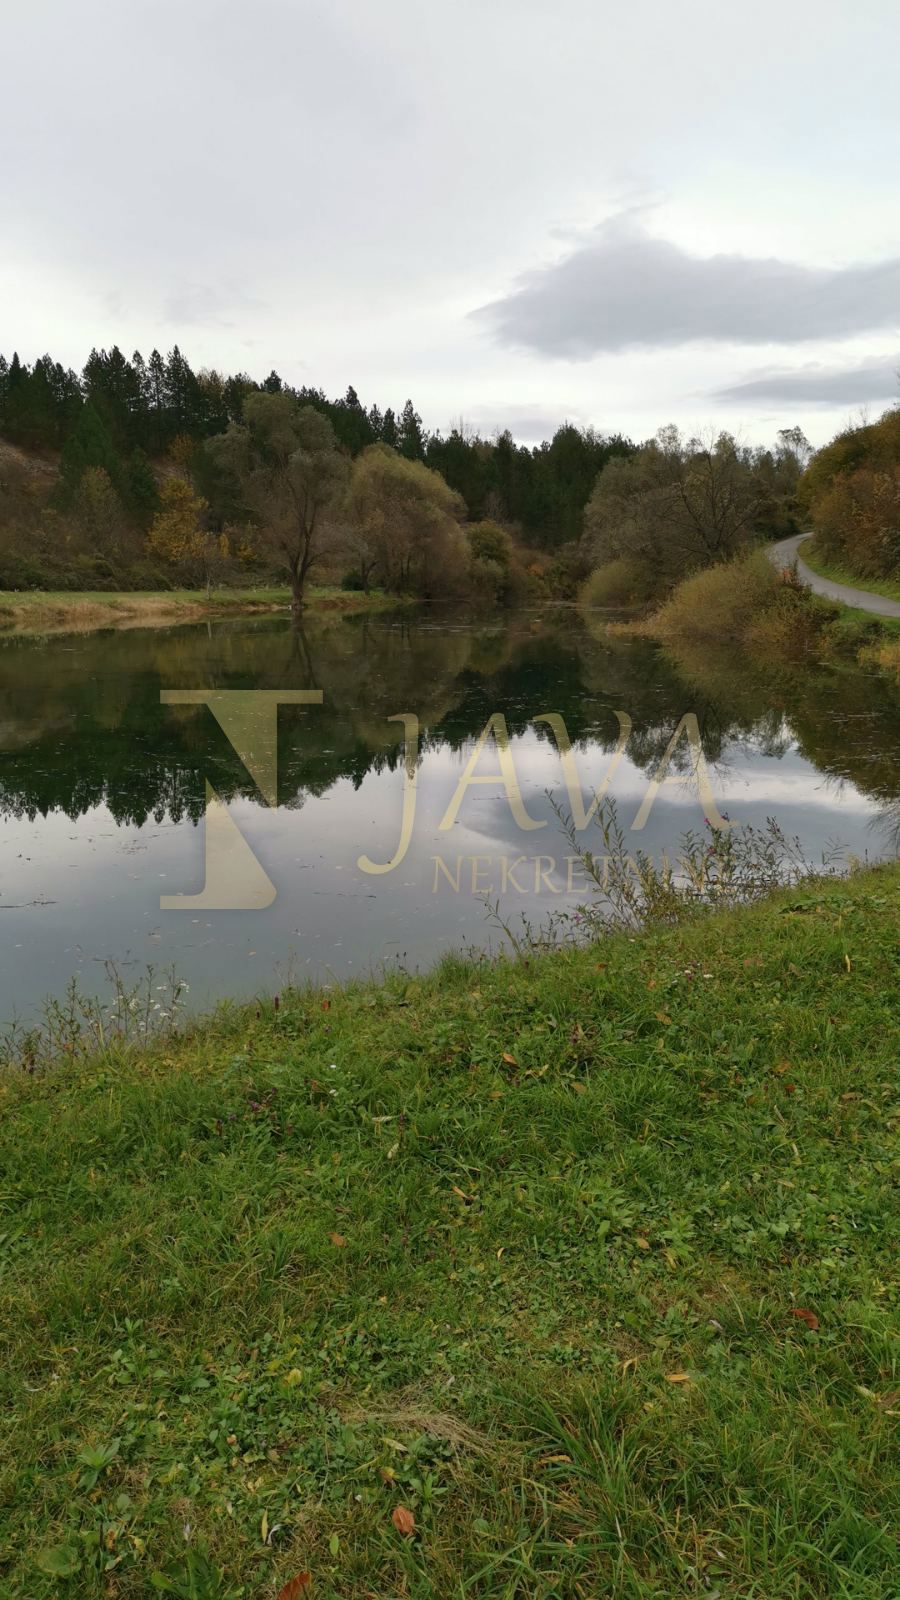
[767,533,900,620]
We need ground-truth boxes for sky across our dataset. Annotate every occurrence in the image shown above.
[3,0,899,448]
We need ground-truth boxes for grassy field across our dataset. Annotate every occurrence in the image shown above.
[800,543,900,606]
[0,867,898,1597]
[0,587,402,635]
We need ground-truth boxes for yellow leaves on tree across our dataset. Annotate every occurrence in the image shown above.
[148,477,210,565]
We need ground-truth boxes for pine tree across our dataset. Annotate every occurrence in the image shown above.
[57,403,123,504]
[398,399,425,460]
[331,385,375,454]
[381,407,399,449]
[223,372,257,423]
[164,346,202,437]
[124,449,160,521]
[82,347,134,449]
[146,350,167,451]
[2,354,32,445]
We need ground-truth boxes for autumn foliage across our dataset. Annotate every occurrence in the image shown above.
[800,406,900,579]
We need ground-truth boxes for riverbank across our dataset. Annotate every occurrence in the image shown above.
[2,863,897,1597]
[0,586,404,636]
[593,548,900,668]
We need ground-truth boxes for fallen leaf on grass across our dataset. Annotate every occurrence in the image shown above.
[276,1577,311,1600]
[391,1505,416,1536]
[665,1372,691,1383]
[329,1232,347,1248]
[635,1237,650,1251]
[790,1307,819,1331]
[655,1011,673,1026]
[502,1052,518,1067]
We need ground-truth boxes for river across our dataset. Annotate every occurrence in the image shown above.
[0,606,897,1021]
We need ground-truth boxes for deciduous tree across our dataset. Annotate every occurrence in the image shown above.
[205,392,347,612]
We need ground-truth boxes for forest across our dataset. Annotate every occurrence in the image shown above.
[2,342,896,609]
[0,343,634,602]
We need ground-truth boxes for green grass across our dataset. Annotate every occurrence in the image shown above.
[801,542,900,606]
[1,868,898,1597]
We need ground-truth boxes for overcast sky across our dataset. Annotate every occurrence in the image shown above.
[3,0,899,447]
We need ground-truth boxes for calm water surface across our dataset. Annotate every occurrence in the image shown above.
[1,607,898,1021]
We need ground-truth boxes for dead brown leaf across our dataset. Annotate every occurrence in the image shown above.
[276,1576,311,1600]
[329,1232,347,1249]
[790,1307,819,1331]
[391,1505,416,1537]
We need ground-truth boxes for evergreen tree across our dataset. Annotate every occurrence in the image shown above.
[8,356,58,448]
[57,403,122,504]
[124,448,160,521]
[223,371,257,423]
[1,353,33,446]
[331,385,375,454]
[398,398,426,460]
[381,406,399,449]
[48,361,82,442]
[164,346,202,438]
[83,346,142,450]
[146,350,167,452]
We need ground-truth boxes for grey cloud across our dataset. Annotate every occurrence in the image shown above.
[464,405,586,442]
[162,282,266,329]
[716,356,900,404]
[476,218,900,357]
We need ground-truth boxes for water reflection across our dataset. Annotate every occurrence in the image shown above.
[0,608,897,1018]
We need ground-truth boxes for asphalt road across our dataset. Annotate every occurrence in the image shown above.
[767,534,900,620]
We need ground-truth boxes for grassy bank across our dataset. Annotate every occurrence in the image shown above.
[800,542,900,606]
[1,866,898,1597]
[0,586,403,636]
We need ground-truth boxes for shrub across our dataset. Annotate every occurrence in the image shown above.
[543,541,592,599]
[744,591,829,662]
[650,549,781,646]
[579,556,658,608]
